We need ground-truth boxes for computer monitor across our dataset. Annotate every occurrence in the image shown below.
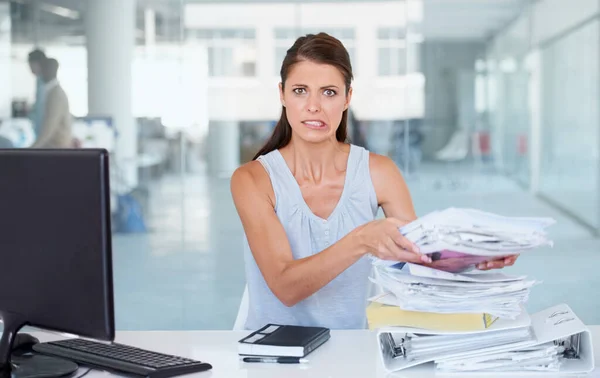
[0,149,114,377]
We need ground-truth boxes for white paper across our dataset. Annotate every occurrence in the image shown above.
[370,265,538,319]
[376,208,556,261]
[406,263,526,283]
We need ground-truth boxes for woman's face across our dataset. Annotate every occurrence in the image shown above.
[280,60,352,144]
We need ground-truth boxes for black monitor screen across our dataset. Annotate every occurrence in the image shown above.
[0,149,114,341]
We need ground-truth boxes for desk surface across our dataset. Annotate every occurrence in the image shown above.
[35,327,600,378]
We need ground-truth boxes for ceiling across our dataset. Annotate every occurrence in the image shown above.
[9,0,528,43]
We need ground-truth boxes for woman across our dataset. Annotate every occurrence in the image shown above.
[231,33,517,330]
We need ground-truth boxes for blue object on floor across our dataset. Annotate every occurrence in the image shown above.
[115,194,147,233]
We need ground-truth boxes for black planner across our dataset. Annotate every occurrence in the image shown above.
[238,324,330,357]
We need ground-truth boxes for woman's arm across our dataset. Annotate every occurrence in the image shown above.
[231,161,422,307]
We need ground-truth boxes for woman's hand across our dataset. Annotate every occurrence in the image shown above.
[354,218,431,264]
[476,255,519,270]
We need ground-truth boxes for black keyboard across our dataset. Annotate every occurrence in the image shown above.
[33,338,212,378]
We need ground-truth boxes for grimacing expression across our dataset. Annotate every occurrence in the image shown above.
[280,60,352,144]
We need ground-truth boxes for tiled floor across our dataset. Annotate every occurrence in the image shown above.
[111,160,600,330]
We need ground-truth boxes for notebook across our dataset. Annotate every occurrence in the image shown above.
[238,324,330,357]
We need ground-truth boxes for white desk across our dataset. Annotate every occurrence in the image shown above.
[34,327,600,378]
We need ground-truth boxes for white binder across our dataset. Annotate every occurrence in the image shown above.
[377,304,594,374]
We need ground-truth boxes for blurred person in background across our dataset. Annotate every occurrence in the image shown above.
[27,49,47,139]
[31,58,73,149]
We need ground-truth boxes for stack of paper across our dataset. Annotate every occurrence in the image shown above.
[404,207,554,254]
[370,263,539,319]
[373,208,555,273]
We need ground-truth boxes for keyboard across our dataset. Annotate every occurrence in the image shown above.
[33,338,212,378]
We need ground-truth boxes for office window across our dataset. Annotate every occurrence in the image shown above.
[273,28,355,75]
[187,28,257,77]
[539,20,600,227]
[377,27,420,76]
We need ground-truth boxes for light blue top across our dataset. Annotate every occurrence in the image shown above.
[243,144,379,330]
[30,77,45,137]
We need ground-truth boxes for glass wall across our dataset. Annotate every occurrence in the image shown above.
[487,1,600,231]
[538,20,599,228]
[486,13,531,187]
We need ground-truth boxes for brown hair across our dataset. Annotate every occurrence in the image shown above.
[28,49,46,63]
[42,58,59,79]
[252,33,353,160]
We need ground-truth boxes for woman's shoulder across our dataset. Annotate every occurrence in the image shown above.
[231,160,272,191]
[365,150,403,195]
[364,149,396,174]
[231,160,276,208]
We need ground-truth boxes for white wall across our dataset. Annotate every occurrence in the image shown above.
[185,2,424,122]
[532,0,599,46]
[133,46,209,135]
[184,2,411,29]
[492,7,530,57]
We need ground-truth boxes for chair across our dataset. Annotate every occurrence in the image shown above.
[434,128,469,161]
[233,284,250,331]
[433,128,470,190]
[471,131,494,173]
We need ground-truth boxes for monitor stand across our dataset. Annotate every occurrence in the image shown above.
[0,312,79,378]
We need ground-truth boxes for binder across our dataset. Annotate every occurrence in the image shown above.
[377,304,594,374]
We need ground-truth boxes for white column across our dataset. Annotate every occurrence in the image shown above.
[207,121,240,178]
[144,8,156,48]
[86,0,137,187]
[355,24,376,79]
[257,25,274,81]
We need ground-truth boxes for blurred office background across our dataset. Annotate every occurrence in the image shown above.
[0,0,598,329]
